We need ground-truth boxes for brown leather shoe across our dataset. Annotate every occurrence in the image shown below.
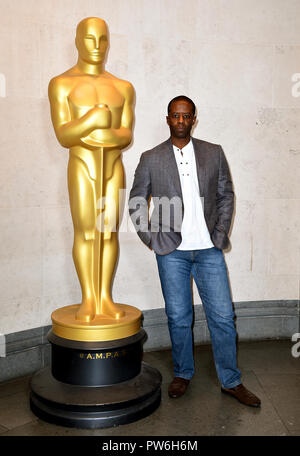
[221,383,261,407]
[168,377,190,398]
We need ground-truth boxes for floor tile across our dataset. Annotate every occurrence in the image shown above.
[0,391,37,429]
[0,375,30,399]
[254,372,300,432]
[0,424,8,434]
[143,350,173,382]
[236,340,300,374]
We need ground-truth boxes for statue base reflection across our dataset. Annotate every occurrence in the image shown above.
[30,328,162,428]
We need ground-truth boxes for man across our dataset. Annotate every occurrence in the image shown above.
[129,95,261,407]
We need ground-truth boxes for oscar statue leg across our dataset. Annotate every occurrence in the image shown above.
[68,155,96,322]
[99,155,125,319]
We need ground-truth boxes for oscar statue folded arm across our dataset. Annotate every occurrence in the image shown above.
[48,78,105,148]
[48,78,134,149]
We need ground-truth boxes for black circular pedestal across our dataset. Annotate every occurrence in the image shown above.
[30,329,162,429]
[48,329,146,386]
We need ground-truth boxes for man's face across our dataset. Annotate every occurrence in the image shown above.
[166,100,196,139]
[76,18,109,64]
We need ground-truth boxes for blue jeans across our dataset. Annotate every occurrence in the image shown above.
[155,247,241,388]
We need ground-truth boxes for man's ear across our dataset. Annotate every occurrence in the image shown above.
[166,115,170,125]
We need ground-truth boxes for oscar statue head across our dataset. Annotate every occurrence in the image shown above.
[75,17,109,65]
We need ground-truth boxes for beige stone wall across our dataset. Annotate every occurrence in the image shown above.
[0,0,299,334]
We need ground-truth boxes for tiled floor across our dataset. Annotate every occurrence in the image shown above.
[0,340,299,436]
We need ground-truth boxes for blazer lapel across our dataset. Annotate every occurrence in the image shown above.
[192,137,206,197]
[163,138,183,198]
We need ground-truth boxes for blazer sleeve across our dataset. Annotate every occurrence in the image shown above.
[128,153,152,247]
[215,146,234,235]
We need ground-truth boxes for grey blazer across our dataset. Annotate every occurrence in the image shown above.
[129,137,234,255]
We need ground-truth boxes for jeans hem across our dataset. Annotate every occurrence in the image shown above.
[221,378,241,389]
[174,373,194,380]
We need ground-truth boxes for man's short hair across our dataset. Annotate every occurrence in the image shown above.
[167,95,196,116]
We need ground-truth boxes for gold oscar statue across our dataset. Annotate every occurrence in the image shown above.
[30,17,160,429]
[48,17,141,341]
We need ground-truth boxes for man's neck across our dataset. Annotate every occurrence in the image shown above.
[77,57,105,76]
[171,136,191,150]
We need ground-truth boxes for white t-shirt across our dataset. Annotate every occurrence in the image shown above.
[173,140,214,250]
